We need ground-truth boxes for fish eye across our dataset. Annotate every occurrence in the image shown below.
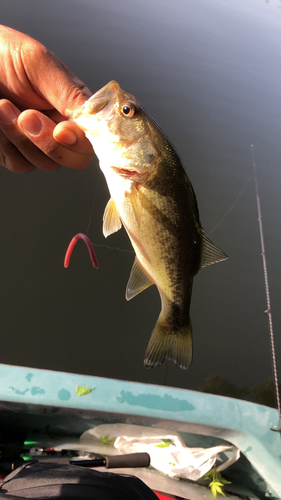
[121,103,136,118]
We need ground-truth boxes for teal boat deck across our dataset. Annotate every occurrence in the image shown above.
[0,363,280,499]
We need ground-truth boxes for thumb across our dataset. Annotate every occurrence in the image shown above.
[21,37,92,117]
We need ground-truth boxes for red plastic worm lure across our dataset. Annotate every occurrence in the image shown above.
[64,233,98,269]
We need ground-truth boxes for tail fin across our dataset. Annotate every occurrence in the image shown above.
[144,318,193,370]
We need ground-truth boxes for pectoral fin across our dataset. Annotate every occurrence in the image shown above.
[200,233,228,269]
[126,257,153,300]
[103,198,122,238]
[126,185,142,227]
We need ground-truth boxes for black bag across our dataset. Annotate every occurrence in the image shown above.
[0,461,158,499]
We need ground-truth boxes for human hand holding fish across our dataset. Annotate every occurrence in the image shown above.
[0,26,227,370]
[0,25,94,172]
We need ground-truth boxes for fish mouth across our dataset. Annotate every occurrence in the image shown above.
[71,81,120,121]
[86,81,120,115]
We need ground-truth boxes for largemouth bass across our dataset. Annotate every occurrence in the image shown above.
[72,81,227,370]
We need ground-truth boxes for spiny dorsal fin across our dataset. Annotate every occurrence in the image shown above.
[126,257,153,301]
[126,185,141,227]
[200,233,228,269]
[102,198,122,238]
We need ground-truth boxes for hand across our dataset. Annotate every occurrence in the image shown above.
[0,25,94,172]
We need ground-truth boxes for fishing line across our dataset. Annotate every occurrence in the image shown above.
[207,171,254,237]
[91,243,134,254]
[251,144,281,433]
[86,169,102,236]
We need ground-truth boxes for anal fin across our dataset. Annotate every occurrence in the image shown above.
[103,198,122,238]
[126,257,153,300]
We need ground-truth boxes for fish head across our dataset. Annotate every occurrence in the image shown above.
[71,81,158,183]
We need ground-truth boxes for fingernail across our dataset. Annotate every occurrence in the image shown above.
[20,113,42,136]
[0,102,18,125]
[55,129,77,145]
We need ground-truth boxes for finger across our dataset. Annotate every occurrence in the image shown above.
[53,121,94,154]
[22,41,92,116]
[0,130,35,173]
[18,110,94,170]
[0,100,61,171]
[0,26,92,114]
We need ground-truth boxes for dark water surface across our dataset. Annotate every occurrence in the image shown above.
[1,0,281,395]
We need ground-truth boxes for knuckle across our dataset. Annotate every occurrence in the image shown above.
[0,132,36,172]
[35,144,62,170]
[39,138,67,166]
[0,145,35,173]
[21,38,49,62]
[0,149,7,169]
[0,140,15,169]
[43,139,60,158]
[59,85,89,117]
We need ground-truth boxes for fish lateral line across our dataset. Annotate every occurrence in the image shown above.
[64,233,98,269]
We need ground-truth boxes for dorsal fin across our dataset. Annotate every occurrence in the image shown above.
[126,257,153,301]
[102,198,122,238]
[200,233,228,269]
